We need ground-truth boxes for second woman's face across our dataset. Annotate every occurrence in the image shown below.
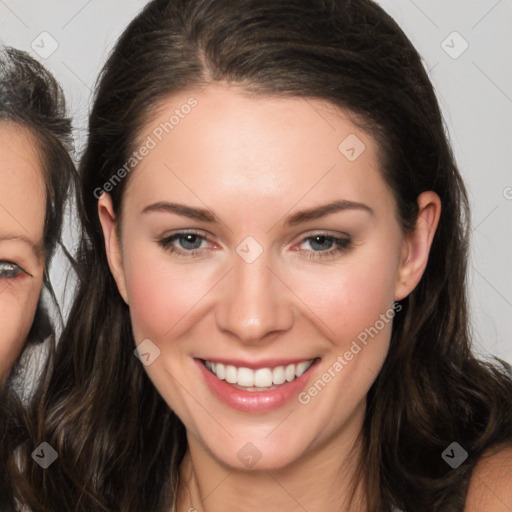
[100,84,438,471]
[0,123,45,382]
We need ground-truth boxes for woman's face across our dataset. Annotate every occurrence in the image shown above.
[100,84,439,470]
[0,123,45,382]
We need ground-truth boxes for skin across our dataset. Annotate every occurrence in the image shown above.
[99,83,441,511]
[0,122,45,383]
[465,445,512,511]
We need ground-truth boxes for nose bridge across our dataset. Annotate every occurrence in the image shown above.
[215,241,293,343]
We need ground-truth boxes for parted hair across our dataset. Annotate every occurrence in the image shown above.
[10,1,512,511]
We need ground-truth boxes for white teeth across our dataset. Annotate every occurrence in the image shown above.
[204,359,315,388]
[215,362,225,380]
[285,364,296,382]
[225,365,237,384]
[272,366,286,385]
[254,368,273,387]
[295,360,313,377]
[237,367,254,387]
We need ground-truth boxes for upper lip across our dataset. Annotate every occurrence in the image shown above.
[197,357,319,370]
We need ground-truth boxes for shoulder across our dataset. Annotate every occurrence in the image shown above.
[464,444,512,511]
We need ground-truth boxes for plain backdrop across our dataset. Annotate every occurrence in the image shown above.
[1,0,511,364]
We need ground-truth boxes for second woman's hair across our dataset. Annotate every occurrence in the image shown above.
[0,46,76,510]
[0,46,75,343]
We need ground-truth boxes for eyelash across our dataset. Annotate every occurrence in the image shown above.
[0,260,31,279]
[157,230,353,260]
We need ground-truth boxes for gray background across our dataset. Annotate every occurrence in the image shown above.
[1,0,511,364]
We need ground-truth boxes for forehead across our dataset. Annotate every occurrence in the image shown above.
[0,122,46,245]
[124,84,393,217]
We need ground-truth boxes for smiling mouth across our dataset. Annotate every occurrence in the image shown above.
[201,358,318,391]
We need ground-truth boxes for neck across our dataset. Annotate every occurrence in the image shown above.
[176,404,367,512]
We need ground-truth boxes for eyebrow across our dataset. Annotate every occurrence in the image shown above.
[284,199,373,226]
[141,199,373,226]
[141,202,219,223]
[0,234,44,261]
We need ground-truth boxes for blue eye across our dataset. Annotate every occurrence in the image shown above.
[158,231,208,258]
[299,234,352,260]
[173,233,204,251]
[0,260,30,279]
[157,231,353,261]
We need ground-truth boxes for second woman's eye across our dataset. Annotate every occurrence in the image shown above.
[0,260,31,279]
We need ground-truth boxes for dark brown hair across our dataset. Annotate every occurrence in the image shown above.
[0,47,76,344]
[0,47,76,509]
[13,1,512,511]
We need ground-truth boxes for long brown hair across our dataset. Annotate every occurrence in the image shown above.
[0,47,76,510]
[12,1,512,511]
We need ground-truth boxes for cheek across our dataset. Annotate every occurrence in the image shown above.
[291,252,400,345]
[0,286,41,379]
[124,238,400,347]
[289,259,400,432]
[123,244,214,343]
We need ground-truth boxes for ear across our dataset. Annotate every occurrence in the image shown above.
[97,193,129,304]
[394,191,441,301]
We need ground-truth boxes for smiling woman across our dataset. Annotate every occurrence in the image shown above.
[17,1,512,511]
[0,47,75,510]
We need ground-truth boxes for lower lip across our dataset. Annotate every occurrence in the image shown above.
[195,359,319,413]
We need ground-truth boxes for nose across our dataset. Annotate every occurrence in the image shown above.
[214,248,294,345]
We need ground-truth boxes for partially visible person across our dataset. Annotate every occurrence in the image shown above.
[0,46,75,511]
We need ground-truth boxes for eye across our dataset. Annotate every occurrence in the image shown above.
[297,233,353,260]
[156,230,353,261]
[158,231,211,258]
[0,260,32,279]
